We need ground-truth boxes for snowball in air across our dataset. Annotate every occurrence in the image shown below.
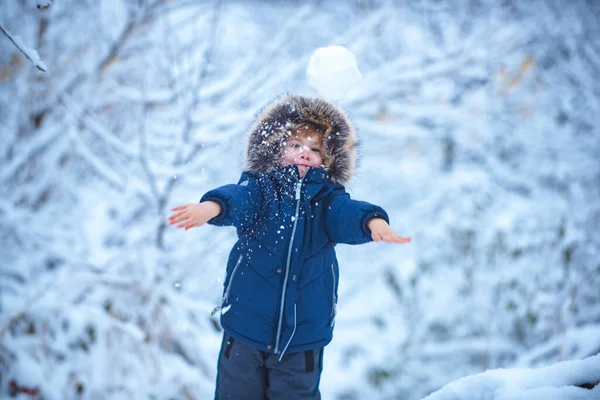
[306,45,362,101]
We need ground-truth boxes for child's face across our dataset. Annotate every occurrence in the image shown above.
[281,133,324,178]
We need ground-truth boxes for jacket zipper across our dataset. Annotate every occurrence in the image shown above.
[278,303,297,361]
[330,263,337,327]
[274,176,304,355]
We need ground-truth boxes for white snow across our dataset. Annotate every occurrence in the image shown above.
[306,45,362,101]
[99,0,128,41]
[423,354,600,400]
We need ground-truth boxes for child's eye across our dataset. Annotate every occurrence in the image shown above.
[311,148,321,153]
[291,143,301,149]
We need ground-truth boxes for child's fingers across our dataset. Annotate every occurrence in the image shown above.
[382,232,398,243]
[168,211,185,223]
[392,235,411,243]
[372,231,382,242]
[172,211,187,220]
[176,218,191,228]
[185,223,199,230]
[186,221,202,230]
[380,232,412,244]
[168,214,186,225]
[171,205,187,211]
[389,234,411,243]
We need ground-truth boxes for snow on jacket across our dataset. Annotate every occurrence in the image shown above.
[201,94,389,358]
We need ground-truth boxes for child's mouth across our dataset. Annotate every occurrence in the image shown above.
[296,164,309,177]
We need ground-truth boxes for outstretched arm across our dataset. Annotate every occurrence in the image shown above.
[325,186,411,245]
[168,201,222,230]
[168,172,263,230]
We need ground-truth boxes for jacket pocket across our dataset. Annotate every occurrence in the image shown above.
[211,255,244,317]
[223,255,243,304]
[329,263,337,327]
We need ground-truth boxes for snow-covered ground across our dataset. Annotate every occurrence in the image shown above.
[424,354,600,400]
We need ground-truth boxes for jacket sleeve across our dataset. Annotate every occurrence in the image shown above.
[324,185,390,245]
[199,172,262,229]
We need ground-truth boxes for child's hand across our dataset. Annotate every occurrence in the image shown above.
[368,218,412,244]
[168,201,222,230]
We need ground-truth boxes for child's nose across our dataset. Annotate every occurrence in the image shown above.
[299,147,310,158]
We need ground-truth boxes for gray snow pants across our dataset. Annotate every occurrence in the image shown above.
[215,333,323,400]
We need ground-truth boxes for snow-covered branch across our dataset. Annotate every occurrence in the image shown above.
[0,21,47,72]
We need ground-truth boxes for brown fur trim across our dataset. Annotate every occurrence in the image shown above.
[245,94,356,185]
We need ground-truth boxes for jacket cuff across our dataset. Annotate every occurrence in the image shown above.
[361,207,390,239]
[199,193,229,225]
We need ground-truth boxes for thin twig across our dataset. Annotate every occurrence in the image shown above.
[0,21,47,71]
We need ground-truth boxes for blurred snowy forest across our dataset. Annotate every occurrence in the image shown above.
[1,0,599,399]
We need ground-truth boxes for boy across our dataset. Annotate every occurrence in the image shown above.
[168,94,411,399]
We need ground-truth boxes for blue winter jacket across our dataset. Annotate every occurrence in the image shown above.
[201,165,389,358]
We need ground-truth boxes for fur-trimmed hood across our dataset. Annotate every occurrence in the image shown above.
[245,94,357,185]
